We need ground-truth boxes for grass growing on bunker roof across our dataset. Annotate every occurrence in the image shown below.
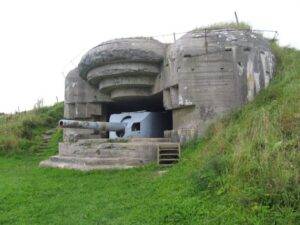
[192,21,252,32]
[0,42,300,224]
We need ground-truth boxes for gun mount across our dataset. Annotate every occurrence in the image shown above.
[59,111,172,139]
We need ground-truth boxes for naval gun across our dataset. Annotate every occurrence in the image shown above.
[59,120,125,132]
[59,111,172,139]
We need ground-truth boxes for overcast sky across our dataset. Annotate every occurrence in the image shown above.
[0,0,299,113]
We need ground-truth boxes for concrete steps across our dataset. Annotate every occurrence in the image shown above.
[157,143,181,166]
[37,128,57,152]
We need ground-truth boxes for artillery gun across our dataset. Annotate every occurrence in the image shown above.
[59,111,171,139]
[59,119,125,132]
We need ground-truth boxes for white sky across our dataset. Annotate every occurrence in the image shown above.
[0,0,299,113]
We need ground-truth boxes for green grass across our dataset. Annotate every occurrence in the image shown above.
[192,22,252,31]
[0,43,299,224]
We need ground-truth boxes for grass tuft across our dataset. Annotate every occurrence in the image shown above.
[192,22,252,32]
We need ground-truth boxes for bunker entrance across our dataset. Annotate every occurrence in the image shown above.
[106,93,172,139]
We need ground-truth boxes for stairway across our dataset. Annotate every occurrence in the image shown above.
[36,128,56,154]
[157,143,180,166]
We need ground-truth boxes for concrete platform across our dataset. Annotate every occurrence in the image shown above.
[39,138,177,171]
[39,156,144,170]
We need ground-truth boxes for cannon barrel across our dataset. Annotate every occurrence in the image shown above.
[59,119,125,132]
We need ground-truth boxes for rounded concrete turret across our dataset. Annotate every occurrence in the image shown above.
[78,38,165,100]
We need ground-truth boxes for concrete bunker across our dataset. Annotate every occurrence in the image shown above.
[40,29,275,170]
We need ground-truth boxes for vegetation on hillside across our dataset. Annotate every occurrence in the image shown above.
[0,102,63,154]
[189,42,300,217]
[0,42,299,224]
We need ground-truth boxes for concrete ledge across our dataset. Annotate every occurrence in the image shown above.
[99,76,156,92]
[110,87,151,100]
[58,142,158,159]
[87,62,159,85]
[39,157,139,171]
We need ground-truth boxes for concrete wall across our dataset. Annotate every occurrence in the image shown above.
[63,68,111,140]
[161,29,275,142]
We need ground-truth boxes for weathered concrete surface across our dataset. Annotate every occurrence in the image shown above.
[78,38,165,79]
[77,38,165,100]
[39,138,172,170]
[63,68,110,139]
[87,63,160,85]
[160,29,275,142]
[65,68,111,104]
[64,68,110,119]
[40,156,143,170]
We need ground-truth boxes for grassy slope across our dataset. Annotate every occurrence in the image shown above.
[0,102,64,154]
[0,44,299,225]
